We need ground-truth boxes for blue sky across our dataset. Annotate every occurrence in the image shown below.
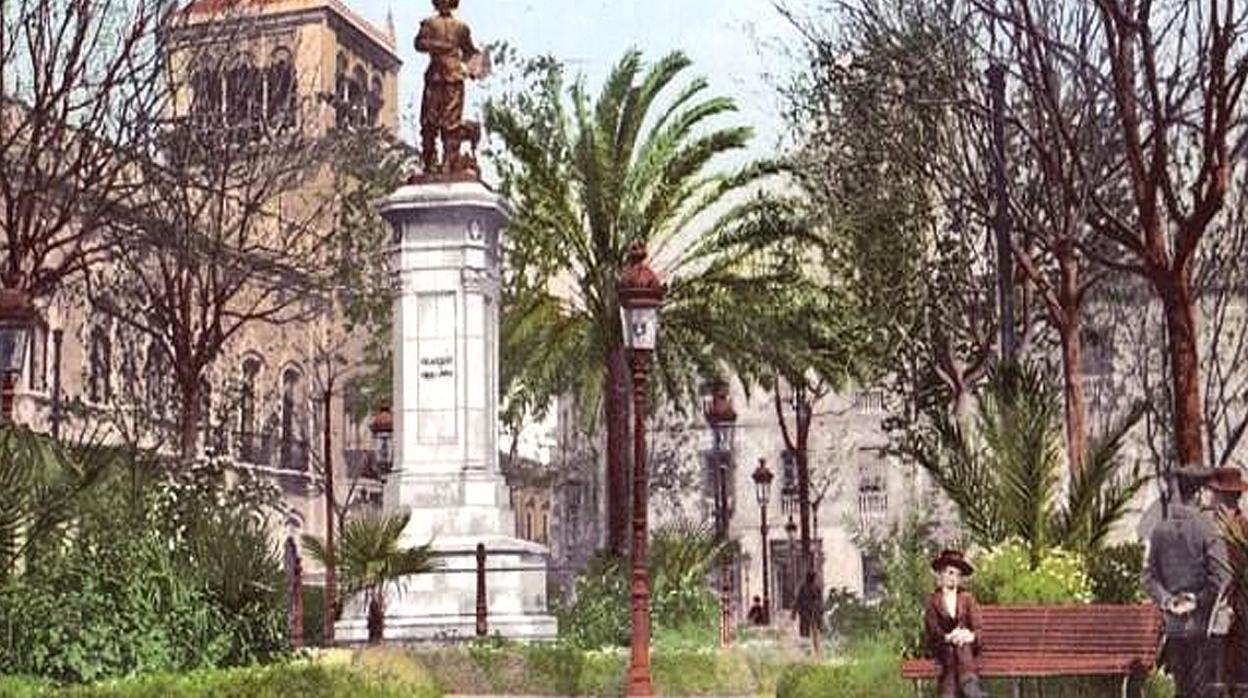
[353,0,806,157]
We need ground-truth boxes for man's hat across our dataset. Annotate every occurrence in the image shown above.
[1207,467,1248,493]
[931,549,974,576]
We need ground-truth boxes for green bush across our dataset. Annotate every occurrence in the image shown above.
[0,662,441,698]
[1087,542,1145,603]
[973,540,1092,604]
[775,642,910,698]
[557,522,723,650]
[0,454,288,683]
[852,505,942,655]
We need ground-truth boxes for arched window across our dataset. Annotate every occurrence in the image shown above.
[349,66,368,127]
[367,75,383,126]
[266,47,296,131]
[225,53,262,140]
[239,357,261,462]
[280,367,307,471]
[541,503,549,544]
[144,341,168,419]
[88,326,111,404]
[334,53,349,130]
[191,60,222,124]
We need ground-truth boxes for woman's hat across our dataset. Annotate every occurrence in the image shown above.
[931,549,974,576]
[1207,467,1248,493]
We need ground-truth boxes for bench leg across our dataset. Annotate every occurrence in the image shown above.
[1012,678,1022,698]
[1120,674,1128,698]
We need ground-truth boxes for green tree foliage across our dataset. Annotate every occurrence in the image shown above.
[0,439,287,682]
[781,0,997,418]
[903,362,1148,565]
[302,511,439,643]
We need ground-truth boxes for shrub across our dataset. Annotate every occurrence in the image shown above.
[1087,542,1145,603]
[775,641,910,698]
[0,662,441,698]
[974,540,1092,604]
[852,505,942,655]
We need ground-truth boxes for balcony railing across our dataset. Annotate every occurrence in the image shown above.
[857,490,889,527]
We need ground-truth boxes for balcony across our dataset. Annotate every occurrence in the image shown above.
[857,489,889,528]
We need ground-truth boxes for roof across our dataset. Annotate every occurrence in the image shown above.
[179,0,400,64]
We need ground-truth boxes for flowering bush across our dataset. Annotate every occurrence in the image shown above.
[973,540,1092,604]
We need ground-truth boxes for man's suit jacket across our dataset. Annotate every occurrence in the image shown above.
[1143,502,1231,638]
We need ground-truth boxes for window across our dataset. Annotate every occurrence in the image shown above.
[27,322,46,392]
[191,61,222,125]
[266,48,296,131]
[857,458,888,526]
[88,326,112,404]
[1081,326,1115,377]
[368,75,383,126]
[280,367,307,471]
[225,53,262,141]
[144,341,168,419]
[861,553,885,601]
[239,358,261,462]
[541,504,549,544]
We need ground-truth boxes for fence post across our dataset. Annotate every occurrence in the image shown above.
[475,542,488,637]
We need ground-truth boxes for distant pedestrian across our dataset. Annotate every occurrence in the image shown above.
[923,549,988,698]
[1144,466,1231,698]
[793,570,824,655]
[747,596,767,625]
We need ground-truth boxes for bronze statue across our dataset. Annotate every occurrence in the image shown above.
[415,0,488,180]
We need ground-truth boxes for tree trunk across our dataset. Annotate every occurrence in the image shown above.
[367,598,384,644]
[177,376,199,460]
[1057,247,1087,476]
[1159,271,1205,468]
[604,346,630,556]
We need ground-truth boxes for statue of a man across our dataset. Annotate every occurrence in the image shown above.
[415,0,486,177]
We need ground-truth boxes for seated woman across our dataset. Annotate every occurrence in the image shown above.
[924,549,989,698]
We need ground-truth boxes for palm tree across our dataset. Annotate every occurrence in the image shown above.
[488,50,851,556]
[903,362,1148,566]
[302,510,439,643]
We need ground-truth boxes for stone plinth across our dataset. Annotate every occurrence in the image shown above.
[335,180,556,642]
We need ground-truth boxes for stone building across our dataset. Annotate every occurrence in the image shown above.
[8,0,403,560]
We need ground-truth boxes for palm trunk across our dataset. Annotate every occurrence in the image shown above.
[605,346,630,556]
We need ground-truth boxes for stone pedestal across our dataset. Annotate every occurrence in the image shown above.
[335,181,556,642]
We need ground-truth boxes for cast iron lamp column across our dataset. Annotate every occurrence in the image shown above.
[704,381,737,647]
[751,458,773,624]
[784,514,797,611]
[618,243,665,697]
[0,290,36,422]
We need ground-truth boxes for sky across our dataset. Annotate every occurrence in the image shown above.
[353,0,808,158]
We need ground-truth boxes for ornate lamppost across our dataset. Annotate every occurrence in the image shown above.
[0,289,36,422]
[704,381,736,647]
[751,458,773,624]
[618,243,665,697]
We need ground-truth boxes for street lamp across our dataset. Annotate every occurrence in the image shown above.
[751,458,773,625]
[703,381,736,647]
[0,289,36,422]
[370,402,394,477]
[618,242,665,698]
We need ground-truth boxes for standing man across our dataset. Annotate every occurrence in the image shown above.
[793,571,824,656]
[1144,466,1232,698]
[415,0,484,175]
[1207,467,1248,697]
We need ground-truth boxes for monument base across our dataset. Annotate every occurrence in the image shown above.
[334,534,557,643]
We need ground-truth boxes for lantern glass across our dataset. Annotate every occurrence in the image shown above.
[620,305,659,351]
[754,475,771,507]
[375,430,393,468]
[0,325,29,376]
[710,421,735,454]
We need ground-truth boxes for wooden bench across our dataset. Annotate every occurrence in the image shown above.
[900,604,1162,698]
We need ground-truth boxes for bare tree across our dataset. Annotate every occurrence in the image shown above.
[0,0,171,297]
[989,0,1248,468]
[88,20,340,457]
